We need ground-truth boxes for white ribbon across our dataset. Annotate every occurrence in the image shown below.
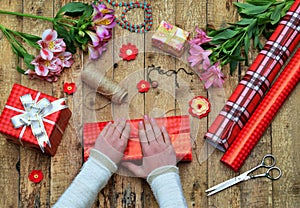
[8,94,68,152]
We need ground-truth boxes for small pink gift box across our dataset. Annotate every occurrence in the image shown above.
[152,20,190,57]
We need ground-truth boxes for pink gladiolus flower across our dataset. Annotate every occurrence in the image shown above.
[93,14,116,41]
[92,3,114,16]
[188,44,212,69]
[30,55,62,76]
[190,27,212,45]
[87,42,108,60]
[199,61,225,89]
[57,52,74,68]
[86,31,100,47]
[38,29,66,60]
[92,3,116,41]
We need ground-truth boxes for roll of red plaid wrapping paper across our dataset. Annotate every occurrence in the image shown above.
[221,47,300,172]
[205,0,300,151]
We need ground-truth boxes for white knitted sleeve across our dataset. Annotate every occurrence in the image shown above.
[147,165,187,208]
[53,149,117,208]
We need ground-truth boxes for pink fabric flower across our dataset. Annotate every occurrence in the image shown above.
[188,44,211,69]
[199,61,225,89]
[37,29,66,60]
[190,27,212,45]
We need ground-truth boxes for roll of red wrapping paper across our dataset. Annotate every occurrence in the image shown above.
[221,47,300,172]
[205,0,300,151]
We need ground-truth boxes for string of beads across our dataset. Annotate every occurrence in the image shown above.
[98,0,153,33]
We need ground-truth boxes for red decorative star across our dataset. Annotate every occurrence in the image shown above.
[119,43,138,61]
[63,82,76,95]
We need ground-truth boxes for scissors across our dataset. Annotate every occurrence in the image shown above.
[206,154,282,196]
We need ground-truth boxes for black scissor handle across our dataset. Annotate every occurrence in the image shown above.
[266,166,282,180]
[261,154,276,168]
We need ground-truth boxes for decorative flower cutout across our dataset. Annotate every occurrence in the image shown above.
[64,82,76,95]
[28,170,44,183]
[189,96,210,119]
[137,80,151,93]
[119,43,138,61]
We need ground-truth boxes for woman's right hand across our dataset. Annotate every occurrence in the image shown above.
[119,116,177,178]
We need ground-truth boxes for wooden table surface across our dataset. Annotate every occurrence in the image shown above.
[0,0,299,207]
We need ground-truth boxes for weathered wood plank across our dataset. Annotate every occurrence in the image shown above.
[175,0,209,207]
[143,0,177,207]
[272,50,300,208]
[49,1,84,206]
[0,1,22,207]
[206,0,242,207]
[19,0,53,207]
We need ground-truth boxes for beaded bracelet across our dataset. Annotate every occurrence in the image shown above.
[98,0,153,33]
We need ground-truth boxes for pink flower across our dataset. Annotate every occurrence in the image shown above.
[37,29,66,60]
[87,42,108,60]
[30,55,62,76]
[92,4,116,41]
[199,61,225,89]
[57,52,74,68]
[190,27,212,45]
[92,3,114,16]
[188,44,211,69]
[86,31,100,47]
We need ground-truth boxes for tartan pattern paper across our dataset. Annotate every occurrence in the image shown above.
[205,1,300,151]
[0,84,71,156]
[84,115,192,161]
[221,47,300,172]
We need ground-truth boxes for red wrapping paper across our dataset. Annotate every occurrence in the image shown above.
[0,84,72,156]
[84,115,192,161]
[205,1,300,151]
[221,47,300,172]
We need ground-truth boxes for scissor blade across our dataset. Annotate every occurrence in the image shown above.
[206,176,244,196]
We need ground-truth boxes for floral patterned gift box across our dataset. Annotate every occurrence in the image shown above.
[0,84,72,156]
[152,20,190,57]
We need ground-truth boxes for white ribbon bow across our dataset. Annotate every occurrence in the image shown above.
[10,94,68,152]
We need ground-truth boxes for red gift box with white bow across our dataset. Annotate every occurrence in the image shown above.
[0,84,72,156]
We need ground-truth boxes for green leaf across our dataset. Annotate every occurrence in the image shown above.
[245,0,276,6]
[230,60,238,75]
[234,18,256,26]
[211,29,240,43]
[24,53,35,69]
[77,4,93,25]
[55,2,89,18]
[54,24,76,54]
[16,66,26,74]
[244,34,250,65]
[271,3,284,24]
[240,3,272,15]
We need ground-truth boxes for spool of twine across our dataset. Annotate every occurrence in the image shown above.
[81,62,128,104]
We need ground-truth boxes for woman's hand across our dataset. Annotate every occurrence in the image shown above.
[93,118,130,165]
[119,116,176,178]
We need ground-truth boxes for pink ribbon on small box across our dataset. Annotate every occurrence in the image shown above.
[5,92,68,152]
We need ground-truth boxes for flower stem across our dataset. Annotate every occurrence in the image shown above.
[0,9,54,22]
